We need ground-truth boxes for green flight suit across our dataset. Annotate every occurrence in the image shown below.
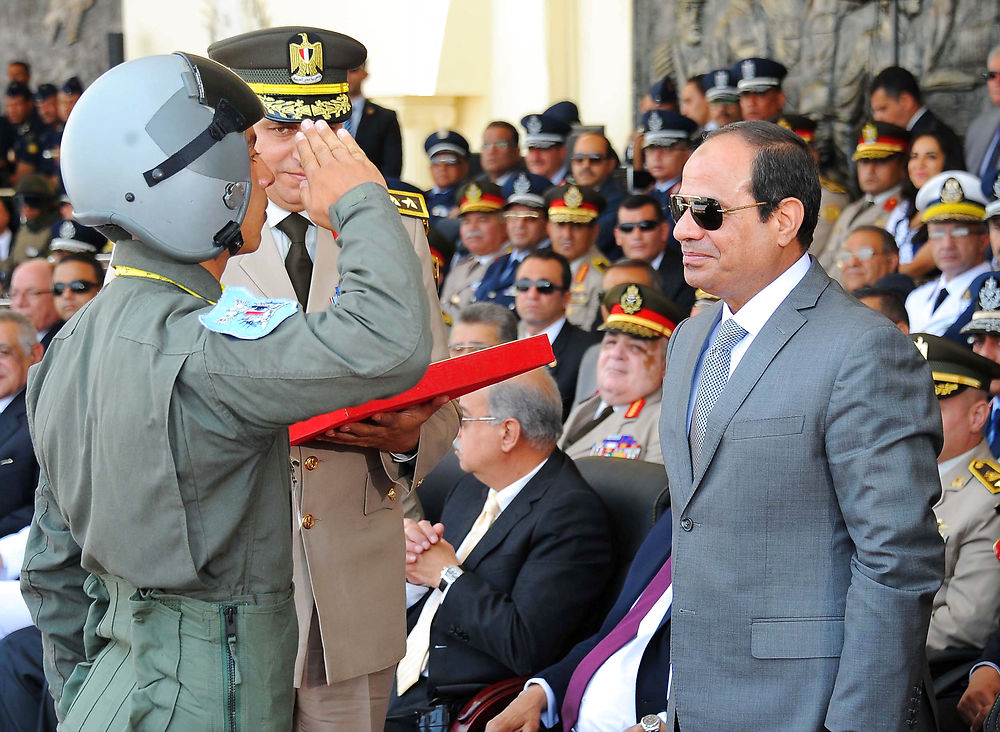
[20,183,431,730]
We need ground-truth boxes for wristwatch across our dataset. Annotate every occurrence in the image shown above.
[438,565,464,591]
[639,714,662,732]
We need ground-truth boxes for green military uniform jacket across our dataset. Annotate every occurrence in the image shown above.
[21,183,431,726]
[565,247,608,332]
[559,389,663,463]
[929,439,1000,651]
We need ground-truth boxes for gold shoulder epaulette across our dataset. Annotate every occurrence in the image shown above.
[970,458,1000,494]
[387,189,430,234]
[592,255,609,273]
[819,176,847,194]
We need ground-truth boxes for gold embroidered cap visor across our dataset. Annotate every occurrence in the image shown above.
[208,26,367,123]
[910,332,1000,399]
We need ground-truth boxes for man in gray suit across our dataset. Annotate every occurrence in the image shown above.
[966,46,1000,178]
[660,121,945,731]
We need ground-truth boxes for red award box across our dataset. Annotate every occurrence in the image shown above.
[289,335,556,445]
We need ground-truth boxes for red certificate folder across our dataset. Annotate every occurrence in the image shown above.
[289,335,556,445]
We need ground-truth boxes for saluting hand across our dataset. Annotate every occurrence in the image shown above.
[294,120,386,229]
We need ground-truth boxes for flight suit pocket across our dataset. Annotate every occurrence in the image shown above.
[750,617,844,659]
[128,595,182,729]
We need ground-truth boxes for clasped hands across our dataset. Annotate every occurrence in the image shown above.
[403,517,457,587]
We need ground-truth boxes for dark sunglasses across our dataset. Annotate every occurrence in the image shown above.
[668,194,767,231]
[52,280,99,296]
[514,278,564,294]
[616,220,659,233]
[571,153,606,163]
[983,71,1000,81]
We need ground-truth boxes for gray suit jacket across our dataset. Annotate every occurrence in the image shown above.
[660,259,944,731]
[965,105,1000,175]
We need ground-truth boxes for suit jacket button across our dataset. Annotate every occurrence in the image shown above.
[302,513,315,529]
[304,456,319,471]
[680,517,694,531]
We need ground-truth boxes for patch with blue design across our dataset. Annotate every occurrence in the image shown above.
[590,434,642,459]
[199,286,299,339]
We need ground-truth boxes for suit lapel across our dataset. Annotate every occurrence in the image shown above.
[0,390,26,448]
[461,452,561,568]
[307,226,340,312]
[685,261,828,510]
[236,226,296,299]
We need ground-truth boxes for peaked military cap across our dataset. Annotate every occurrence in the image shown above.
[961,276,1000,337]
[544,100,579,125]
[732,57,787,93]
[5,81,30,100]
[777,114,818,144]
[641,110,697,148]
[852,121,910,160]
[34,83,57,102]
[544,184,605,224]
[910,332,1000,397]
[916,170,987,223]
[49,219,107,254]
[520,112,571,149]
[599,283,685,339]
[648,76,678,106]
[456,180,504,215]
[61,76,83,95]
[208,26,366,123]
[701,68,739,103]
[981,170,1000,220]
[502,171,552,209]
[425,129,470,159]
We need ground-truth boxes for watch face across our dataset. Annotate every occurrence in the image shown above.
[640,714,661,731]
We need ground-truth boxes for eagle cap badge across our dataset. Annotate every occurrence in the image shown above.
[289,32,323,85]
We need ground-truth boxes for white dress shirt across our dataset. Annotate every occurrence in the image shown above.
[905,262,992,336]
[265,200,319,262]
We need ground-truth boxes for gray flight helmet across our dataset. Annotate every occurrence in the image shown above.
[60,53,264,262]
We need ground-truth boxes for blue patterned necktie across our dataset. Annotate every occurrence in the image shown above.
[690,318,748,463]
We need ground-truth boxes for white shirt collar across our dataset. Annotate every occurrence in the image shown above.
[0,391,15,414]
[265,200,314,229]
[495,456,550,512]
[654,175,681,192]
[722,252,811,334]
[864,185,901,206]
[537,317,566,344]
[650,251,665,270]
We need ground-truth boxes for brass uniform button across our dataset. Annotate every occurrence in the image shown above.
[387,488,397,501]
[302,513,315,529]
[304,456,319,471]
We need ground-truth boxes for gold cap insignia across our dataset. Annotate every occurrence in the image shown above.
[862,123,878,144]
[564,186,583,209]
[935,382,959,397]
[914,335,929,359]
[621,284,643,314]
[941,177,964,204]
[526,116,542,134]
[289,33,323,85]
[466,183,482,202]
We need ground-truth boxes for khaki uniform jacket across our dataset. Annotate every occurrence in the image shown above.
[810,180,850,274]
[566,248,608,332]
[559,389,663,464]
[439,251,503,323]
[222,210,459,686]
[21,184,432,711]
[929,440,1000,651]
[819,185,902,276]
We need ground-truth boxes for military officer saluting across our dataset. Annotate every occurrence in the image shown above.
[561,283,684,463]
[21,51,432,730]
[910,333,1000,653]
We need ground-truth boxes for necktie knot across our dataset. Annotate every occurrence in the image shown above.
[714,318,748,351]
[277,212,310,245]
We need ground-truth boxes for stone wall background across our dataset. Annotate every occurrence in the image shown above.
[634,0,1000,182]
[0,0,122,92]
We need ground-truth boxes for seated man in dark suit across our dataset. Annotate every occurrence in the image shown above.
[385,369,613,731]
[958,626,1000,731]
[0,310,42,536]
[514,249,600,418]
[487,508,673,732]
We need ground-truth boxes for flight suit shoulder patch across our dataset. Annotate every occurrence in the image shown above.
[969,458,1000,494]
[199,286,299,339]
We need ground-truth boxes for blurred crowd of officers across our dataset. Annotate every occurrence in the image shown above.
[1,34,1000,732]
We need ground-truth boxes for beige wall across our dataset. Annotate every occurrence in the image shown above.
[121,0,632,188]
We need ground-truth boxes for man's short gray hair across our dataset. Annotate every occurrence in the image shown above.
[0,310,38,355]
[487,370,563,448]
[456,302,518,344]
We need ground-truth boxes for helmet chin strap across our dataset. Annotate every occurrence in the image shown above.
[214,220,244,256]
[142,97,248,188]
